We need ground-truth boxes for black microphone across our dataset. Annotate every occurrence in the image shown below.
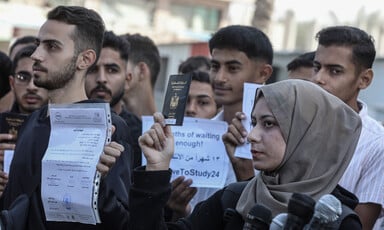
[243,203,272,230]
[283,193,316,230]
[304,194,342,230]
[269,213,288,230]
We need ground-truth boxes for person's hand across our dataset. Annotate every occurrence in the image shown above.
[222,112,254,181]
[0,134,16,163]
[97,141,124,177]
[166,176,197,220]
[96,126,124,177]
[222,112,248,162]
[139,112,174,171]
[0,134,15,184]
[0,171,8,196]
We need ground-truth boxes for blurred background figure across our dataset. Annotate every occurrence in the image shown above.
[0,51,13,113]
[120,33,161,120]
[287,51,315,80]
[178,55,210,74]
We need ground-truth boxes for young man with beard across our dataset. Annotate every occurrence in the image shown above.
[312,25,384,230]
[85,31,142,169]
[0,45,48,195]
[8,45,49,115]
[0,6,132,230]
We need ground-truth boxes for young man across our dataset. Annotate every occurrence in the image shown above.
[0,6,132,229]
[85,31,142,169]
[8,45,49,114]
[165,26,274,219]
[120,33,161,120]
[0,45,49,195]
[180,25,273,212]
[312,25,384,230]
[0,36,38,113]
[184,71,218,119]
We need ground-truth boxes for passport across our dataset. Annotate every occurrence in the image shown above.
[162,73,192,126]
[0,112,28,143]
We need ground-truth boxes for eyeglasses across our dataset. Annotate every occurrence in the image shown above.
[14,72,33,85]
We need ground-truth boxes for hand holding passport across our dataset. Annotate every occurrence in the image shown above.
[162,73,192,126]
[0,112,28,172]
[0,112,28,144]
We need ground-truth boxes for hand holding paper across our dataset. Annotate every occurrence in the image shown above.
[97,141,124,177]
[223,112,248,159]
[223,111,254,181]
[139,112,174,171]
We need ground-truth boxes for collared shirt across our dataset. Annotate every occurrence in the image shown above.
[338,100,384,229]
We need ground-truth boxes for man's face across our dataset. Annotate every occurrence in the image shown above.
[10,57,48,114]
[85,47,126,106]
[185,80,217,119]
[210,48,267,106]
[31,20,78,90]
[312,45,361,107]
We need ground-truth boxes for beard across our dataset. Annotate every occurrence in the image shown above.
[34,55,77,90]
[109,85,124,107]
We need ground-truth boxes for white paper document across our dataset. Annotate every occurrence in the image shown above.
[3,150,14,174]
[41,103,111,225]
[234,83,262,159]
[142,116,229,188]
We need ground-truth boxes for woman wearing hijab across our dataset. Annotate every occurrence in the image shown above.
[134,79,362,229]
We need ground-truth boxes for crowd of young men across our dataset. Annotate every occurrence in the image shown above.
[0,4,383,230]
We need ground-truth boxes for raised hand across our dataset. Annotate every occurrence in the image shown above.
[139,112,174,171]
[96,126,124,177]
[222,112,254,181]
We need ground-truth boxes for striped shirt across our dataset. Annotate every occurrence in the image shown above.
[338,100,384,229]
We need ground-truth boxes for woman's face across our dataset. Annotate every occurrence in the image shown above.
[248,96,286,172]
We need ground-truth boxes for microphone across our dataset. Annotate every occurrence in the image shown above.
[269,213,288,230]
[243,203,272,230]
[304,194,342,230]
[283,193,316,230]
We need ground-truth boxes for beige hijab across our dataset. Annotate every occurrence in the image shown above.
[236,79,362,218]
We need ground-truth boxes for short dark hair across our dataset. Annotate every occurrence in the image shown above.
[178,56,210,74]
[209,25,273,64]
[11,45,37,75]
[190,70,211,84]
[8,35,37,57]
[0,51,12,97]
[102,31,130,62]
[47,5,105,60]
[120,33,160,87]
[287,51,315,71]
[315,26,376,70]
